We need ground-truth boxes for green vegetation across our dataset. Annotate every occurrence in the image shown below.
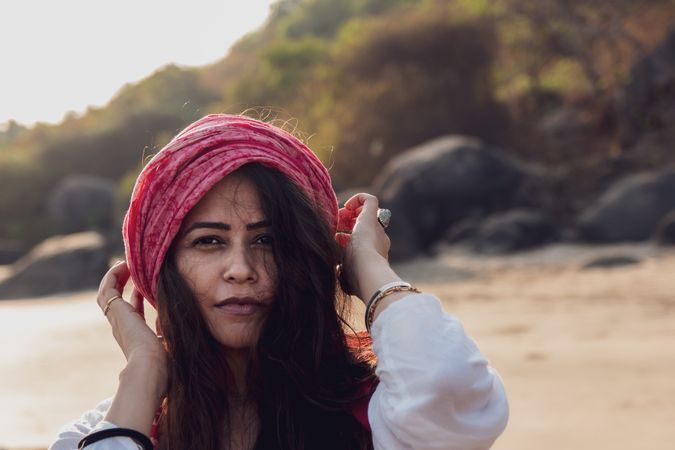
[1,0,673,247]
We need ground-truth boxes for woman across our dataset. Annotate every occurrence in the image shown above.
[50,114,508,450]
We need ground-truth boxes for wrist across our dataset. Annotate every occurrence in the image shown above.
[352,249,387,268]
[365,282,421,331]
[105,360,167,435]
[127,346,167,368]
[351,256,401,302]
[121,355,168,403]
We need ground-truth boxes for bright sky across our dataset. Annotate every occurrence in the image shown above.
[1,0,277,126]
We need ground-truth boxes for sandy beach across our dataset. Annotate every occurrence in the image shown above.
[1,243,674,449]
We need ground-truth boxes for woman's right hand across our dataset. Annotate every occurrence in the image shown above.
[97,261,168,389]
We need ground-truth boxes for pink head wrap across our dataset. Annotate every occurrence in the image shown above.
[123,114,338,307]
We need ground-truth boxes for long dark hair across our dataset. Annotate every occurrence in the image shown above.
[155,163,375,450]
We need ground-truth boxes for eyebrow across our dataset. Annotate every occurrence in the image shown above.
[184,220,270,234]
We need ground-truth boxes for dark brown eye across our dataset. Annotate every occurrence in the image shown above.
[254,234,273,246]
[193,236,222,247]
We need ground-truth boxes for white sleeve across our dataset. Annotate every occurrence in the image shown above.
[48,398,143,450]
[368,294,509,450]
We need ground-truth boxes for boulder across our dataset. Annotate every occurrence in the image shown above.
[577,170,675,242]
[444,215,485,244]
[0,239,26,265]
[447,209,559,254]
[372,135,525,260]
[621,27,675,149]
[581,256,641,270]
[47,175,117,234]
[0,232,109,299]
[653,210,675,245]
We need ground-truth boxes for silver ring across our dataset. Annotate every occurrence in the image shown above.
[377,208,391,229]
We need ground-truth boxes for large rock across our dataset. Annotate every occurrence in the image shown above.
[0,239,26,265]
[372,135,525,260]
[581,256,641,270]
[47,175,117,233]
[447,209,559,254]
[653,210,675,245]
[577,170,675,242]
[0,232,109,299]
[621,27,675,149]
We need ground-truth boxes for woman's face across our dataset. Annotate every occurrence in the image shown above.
[172,172,277,351]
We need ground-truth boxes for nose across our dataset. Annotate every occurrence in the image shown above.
[222,246,257,283]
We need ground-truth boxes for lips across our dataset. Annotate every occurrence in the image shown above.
[214,297,268,316]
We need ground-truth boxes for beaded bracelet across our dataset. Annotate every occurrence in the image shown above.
[78,427,153,449]
[365,281,421,332]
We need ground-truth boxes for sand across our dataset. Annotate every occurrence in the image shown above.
[1,243,674,449]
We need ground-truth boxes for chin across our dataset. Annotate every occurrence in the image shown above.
[211,325,261,351]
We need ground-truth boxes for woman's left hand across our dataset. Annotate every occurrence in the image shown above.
[336,193,391,299]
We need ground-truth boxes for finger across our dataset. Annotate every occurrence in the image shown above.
[99,261,128,292]
[338,206,357,220]
[113,262,130,294]
[97,264,126,310]
[341,206,364,227]
[343,193,378,211]
[130,287,145,320]
[354,196,380,226]
[103,295,130,320]
[343,194,361,211]
[98,260,122,290]
[337,207,356,232]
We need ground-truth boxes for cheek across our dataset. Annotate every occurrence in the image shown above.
[174,248,195,275]
[175,252,215,298]
[260,253,278,290]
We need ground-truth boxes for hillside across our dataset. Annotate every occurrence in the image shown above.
[0,0,674,248]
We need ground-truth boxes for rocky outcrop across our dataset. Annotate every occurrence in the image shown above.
[0,232,110,299]
[0,240,26,265]
[446,209,559,254]
[653,210,675,245]
[47,175,117,234]
[621,27,675,151]
[581,255,641,270]
[372,135,526,260]
[577,170,675,242]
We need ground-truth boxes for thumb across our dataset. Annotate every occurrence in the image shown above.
[355,195,379,226]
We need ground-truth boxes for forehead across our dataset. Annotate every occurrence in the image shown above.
[185,172,262,222]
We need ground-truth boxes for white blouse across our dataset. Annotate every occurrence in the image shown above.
[49,294,509,450]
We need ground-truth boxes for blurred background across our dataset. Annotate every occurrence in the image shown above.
[1,0,675,449]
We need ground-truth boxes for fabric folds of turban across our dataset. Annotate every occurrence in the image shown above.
[123,114,338,307]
